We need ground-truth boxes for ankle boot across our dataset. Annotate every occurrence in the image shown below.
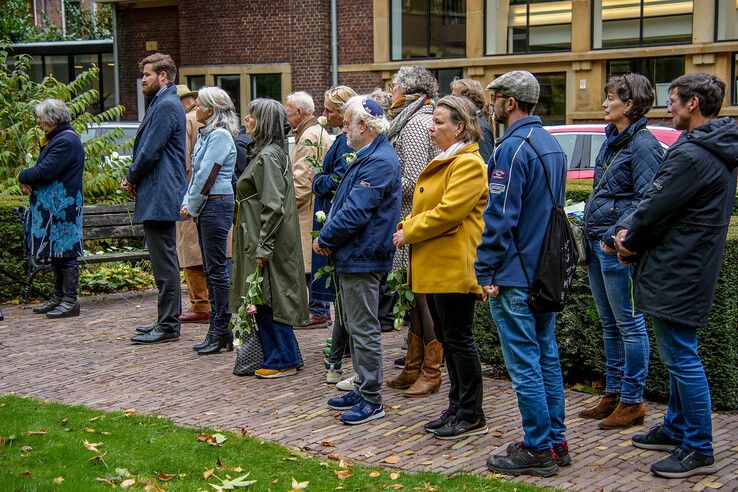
[404,339,443,398]
[579,393,619,419]
[192,328,214,351]
[46,295,80,319]
[197,331,234,355]
[387,332,423,389]
[33,293,62,314]
[598,402,646,429]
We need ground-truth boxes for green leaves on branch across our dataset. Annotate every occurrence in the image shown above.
[387,268,415,329]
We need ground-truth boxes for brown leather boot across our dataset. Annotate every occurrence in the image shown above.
[386,332,423,389]
[598,402,646,429]
[404,339,443,398]
[578,393,619,419]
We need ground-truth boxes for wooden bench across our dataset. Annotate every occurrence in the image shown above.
[18,202,149,304]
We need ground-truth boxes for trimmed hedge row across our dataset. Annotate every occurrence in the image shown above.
[473,222,738,410]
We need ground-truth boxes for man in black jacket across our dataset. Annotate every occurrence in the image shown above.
[615,73,738,479]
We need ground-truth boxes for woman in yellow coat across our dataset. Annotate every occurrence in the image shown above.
[390,95,489,440]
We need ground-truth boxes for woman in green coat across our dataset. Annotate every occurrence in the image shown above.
[231,98,309,379]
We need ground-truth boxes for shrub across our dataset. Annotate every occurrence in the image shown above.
[474,224,738,410]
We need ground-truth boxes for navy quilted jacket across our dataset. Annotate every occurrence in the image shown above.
[583,117,663,247]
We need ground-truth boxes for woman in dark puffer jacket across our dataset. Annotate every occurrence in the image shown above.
[580,73,664,428]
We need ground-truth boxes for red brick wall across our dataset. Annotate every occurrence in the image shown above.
[336,0,374,65]
[116,4,180,120]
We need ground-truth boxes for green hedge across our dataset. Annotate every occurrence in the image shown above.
[474,225,738,410]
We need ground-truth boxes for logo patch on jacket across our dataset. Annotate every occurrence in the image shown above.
[491,169,507,181]
[489,183,506,195]
[359,180,371,187]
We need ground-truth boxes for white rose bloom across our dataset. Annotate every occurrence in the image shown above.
[315,210,327,223]
[111,151,120,160]
[317,116,328,127]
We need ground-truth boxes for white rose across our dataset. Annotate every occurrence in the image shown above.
[315,210,327,223]
[111,151,120,160]
[317,116,328,127]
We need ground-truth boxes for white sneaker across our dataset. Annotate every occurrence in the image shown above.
[335,373,357,391]
[326,368,344,384]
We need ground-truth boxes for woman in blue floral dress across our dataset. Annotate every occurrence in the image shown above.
[19,99,85,318]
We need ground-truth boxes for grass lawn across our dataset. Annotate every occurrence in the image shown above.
[0,395,546,491]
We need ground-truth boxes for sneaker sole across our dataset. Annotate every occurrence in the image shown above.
[328,402,358,410]
[650,464,717,479]
[255,370,297,379]
[434,426,489,440]
[486,463,559,478]
[341,409,385,425]
[632,441,677,451]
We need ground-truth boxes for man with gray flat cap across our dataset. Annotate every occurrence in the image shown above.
[475,70,570,477]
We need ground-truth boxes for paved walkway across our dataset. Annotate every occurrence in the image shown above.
[1,290,737,491]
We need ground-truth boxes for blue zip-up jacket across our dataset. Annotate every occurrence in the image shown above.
[182,127,236,216]
[475,116,567,287]
[584,117,663,247]
[317,134,401,273]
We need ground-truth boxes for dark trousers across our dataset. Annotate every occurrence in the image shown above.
[51,257,79,298]
[430,293,484,422]
[306,273,330,317]
[143,220,181,333]
[196,197,234,336]
[255,304,301,370]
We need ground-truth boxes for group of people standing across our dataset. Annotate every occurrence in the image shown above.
[20,50,737,481]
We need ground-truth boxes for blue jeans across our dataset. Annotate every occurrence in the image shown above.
[306,273,330,317]
[255,304,301,370]
[653,317,713,456]
[489,287,566,452]
[196,196,234,336]
[587,239,649,403]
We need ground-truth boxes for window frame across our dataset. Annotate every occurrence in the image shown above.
[389,0,468,61]
[714,0,738,42]
[606,56,686,108]
[591,0,694,50]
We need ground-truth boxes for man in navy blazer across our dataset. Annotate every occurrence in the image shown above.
[122,53,187,344]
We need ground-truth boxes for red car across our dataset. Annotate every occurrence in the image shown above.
[545,124,682,180]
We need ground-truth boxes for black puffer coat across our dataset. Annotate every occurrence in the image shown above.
[621,117,738,328]
[584,117,663,247]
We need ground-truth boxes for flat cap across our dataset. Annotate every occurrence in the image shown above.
[486,71,540,104]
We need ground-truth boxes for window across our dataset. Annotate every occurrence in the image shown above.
[535,72,566,125]
[101,53,115,110]
[251,73,281,100]
[44,55,69,82]
[553,133,578,169]
[187,75,206,91]
[390,0,466,60]
[733,53,738,104]
[215,75,241,117]
[593,0,693,49]
[486,0,572,55]
[716,0,738,41]
[608,57,685,107]
[433,68,464,96]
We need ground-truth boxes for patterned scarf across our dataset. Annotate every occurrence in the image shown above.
[386,94,434,145]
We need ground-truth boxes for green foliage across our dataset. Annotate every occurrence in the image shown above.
[0,395,541,492]
[473,236,738,410]
[0,0,112,42]
[387,268,415,329]
[63,1,113,40]
[565,179,593,204]
[0,46,128,203]
[78,262,154,295]
[0,0,35,42]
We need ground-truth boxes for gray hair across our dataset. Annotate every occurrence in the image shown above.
[247,98,289,156]
[35,99,71,126]
[287,91,315,113]
[198,86,239,136]
[392,66,438,98]
[345,95,390,135]
[369,88,393,115]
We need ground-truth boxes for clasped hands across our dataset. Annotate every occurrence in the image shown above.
[120,178,136,197]
[312,237,332,256]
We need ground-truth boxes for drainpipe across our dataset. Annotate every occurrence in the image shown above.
[330,0,338,87]
[32,0,38,25]
[112,6,120,114]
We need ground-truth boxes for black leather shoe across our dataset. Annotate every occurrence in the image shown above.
[135,324,157,334]
[424,408,457,433]
[433,415,488,440]
[46,296,80,319]
[130,329,180,344]
[192,331,213,351]
[197,333,233,355]
[33,294,62,314]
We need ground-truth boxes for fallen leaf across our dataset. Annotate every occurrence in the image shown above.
[291,477,309,490]
[338,459,349,469]
[362,452,375,459]
[89,416,102,422]
[220,473,256,488]
[95,477,115,486]
[424,483,437,492]
[390,485,403,490]
[155,472,175,481]
[123,409,138,417]
[115,468,131,479]
[420,461,433,466]
[0,436,4,445]
[198,432,213,443]
[319,463,329,468]
[215,457,223,468]
[389,405,401,410]
[53,477,64,484]
[120,478,136,488]
[88,452,107,463]
[61,418,69,425]
[402,450,415,455]
[327,453,340,461]
[101,431,111,435]
[390,472,400,480]
[144,482,166,492]
[28,428,47,436]
[203,468,214,479]
[82,427,96,433]
[369,471,381,478]
[320,441,335,447]
[20,470,31,477]
[83,440,104,452]
[209,484,224,492]
[271,479,278,484]
[237,428,249,437]
[284,457,297,461]
[383,455,401,464]
[233,466,243,472]
[334,469,353,480]
[211,433,227,445]
[19,445,32,453]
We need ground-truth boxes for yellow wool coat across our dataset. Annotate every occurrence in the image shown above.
[401,143,488,295]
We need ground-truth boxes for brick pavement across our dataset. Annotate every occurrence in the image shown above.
[1,290,737,491]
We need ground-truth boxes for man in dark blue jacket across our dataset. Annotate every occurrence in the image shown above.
[475,71,569,477]
[615,73,738,479]
[122,53,187,344]
[314,97,401,425]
